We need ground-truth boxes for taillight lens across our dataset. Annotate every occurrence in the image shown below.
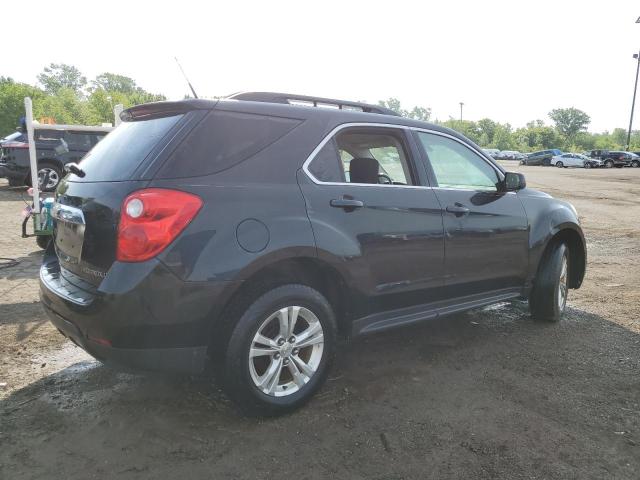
[116,188,202,262]
[3,141,28,149]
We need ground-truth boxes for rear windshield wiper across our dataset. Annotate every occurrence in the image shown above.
[64,163,86,178]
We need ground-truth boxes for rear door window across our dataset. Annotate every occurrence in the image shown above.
[76,114,184,181]
[307,127,415,185]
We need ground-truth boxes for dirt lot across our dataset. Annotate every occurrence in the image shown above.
[1,165,639,479]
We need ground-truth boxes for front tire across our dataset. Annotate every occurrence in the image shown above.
[222,284,337,416]
[529,242,569,322]
[631,160,639,168]
[604,160,614,168]
[556,161,564,168]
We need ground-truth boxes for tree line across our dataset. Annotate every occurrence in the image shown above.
[378,99,640,152]
[0,64,165,136]
[1,64,638,152]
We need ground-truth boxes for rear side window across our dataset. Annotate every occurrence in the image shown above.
[77,114,183,181]
[65,132,93,150]
[156,110,302,179]
[308,140,343,182]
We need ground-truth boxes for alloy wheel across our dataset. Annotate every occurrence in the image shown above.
[557,254,568,311]
[38,167,59,190]
[249,306,324,397]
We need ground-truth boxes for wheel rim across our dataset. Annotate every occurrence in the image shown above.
[584,162,591,169]
[249,306,324,397]
[605,161,613,168]
[557,254,568,311]
[556,162,563,168]
[38,167,59,190]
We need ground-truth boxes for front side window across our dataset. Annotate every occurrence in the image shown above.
[307,128,414,185]
[417,132,499,191]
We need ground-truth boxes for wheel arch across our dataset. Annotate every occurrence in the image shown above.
[208,254,355,360]
[537,225,586,289]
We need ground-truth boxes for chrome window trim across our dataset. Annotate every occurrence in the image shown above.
[302,122,505,192]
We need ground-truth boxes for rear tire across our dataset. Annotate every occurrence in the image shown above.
[529,242,569,323]
[221,284,337,416]
[584,162,592,169]
[38,162,62,192]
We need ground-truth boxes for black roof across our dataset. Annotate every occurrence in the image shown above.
[121,93,482,160]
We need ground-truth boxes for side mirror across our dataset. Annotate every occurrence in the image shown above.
[503,171,526,191]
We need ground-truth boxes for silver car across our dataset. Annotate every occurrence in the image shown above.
[551,153,601,169]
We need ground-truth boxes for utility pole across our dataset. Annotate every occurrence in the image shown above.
[459,102,464,122]
[626,51,640,151]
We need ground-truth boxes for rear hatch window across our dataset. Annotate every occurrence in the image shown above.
[75,114,184,182]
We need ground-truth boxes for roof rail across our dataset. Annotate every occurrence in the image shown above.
[227,92,400,117]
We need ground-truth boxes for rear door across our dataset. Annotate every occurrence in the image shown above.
[299,125,445,314]
[414,130,529,297]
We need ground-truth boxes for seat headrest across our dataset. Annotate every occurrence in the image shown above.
[349,157,380,184]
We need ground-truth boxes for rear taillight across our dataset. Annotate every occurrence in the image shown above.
[3,141,28,149]
[116,188,203,262]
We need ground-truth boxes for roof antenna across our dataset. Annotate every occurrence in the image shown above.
[174,57,198,99]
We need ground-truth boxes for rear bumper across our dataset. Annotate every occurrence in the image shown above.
[43,301,208,373]
[39,251,240,375]
[0,161,27,181]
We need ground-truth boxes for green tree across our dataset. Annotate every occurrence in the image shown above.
[37,63,87,95]
[491,124,514,150]
[477,118,497,145]
[378,98,431,121]
[92,73,138,94]
[548,107,590,143]
[0,79,45,136]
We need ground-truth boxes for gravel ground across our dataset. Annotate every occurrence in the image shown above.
[1,165,639,479]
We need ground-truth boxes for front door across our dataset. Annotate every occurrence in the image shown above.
[299,126,445,315]
[414,131,529,298]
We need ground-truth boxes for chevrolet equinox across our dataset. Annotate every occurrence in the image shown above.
[40,92,586,415]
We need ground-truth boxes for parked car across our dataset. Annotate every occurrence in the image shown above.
[551,153,602,168]
[523,149,563,166]
[40,93,586,415]
[589,150,632,168]
[482,148,500,158]
[0,127,109,191]
[499,150,521,160]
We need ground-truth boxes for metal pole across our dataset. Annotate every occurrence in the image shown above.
[24,97,40,213]
[626,51,640,151]
[459,102,464,122]
[114,104,124,127]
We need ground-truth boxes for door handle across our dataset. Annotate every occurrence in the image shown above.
[446,203,470,216]
[330,198,364,210]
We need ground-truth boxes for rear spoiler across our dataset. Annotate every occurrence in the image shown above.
[121,99,218,121]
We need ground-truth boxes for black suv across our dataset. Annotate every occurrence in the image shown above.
[0,127,109,191]
[40,93,586,415]
[589,150,633,168]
